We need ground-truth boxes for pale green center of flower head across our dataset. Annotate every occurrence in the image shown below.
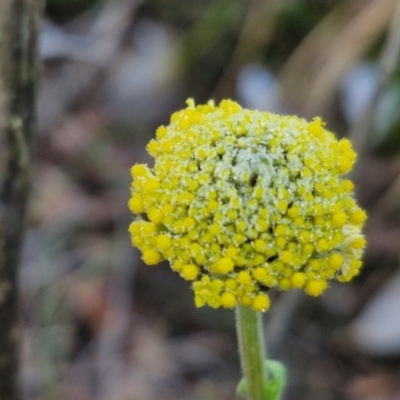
[128,99,366,312]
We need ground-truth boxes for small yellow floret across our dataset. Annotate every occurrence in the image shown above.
[225,278,237,290]
[209,223,221,235]
[186,98,195,108]
[182,264,200,281]
[305,280,327,296]
[240,295,253,307]
[131,164,146,178]
[220,99,241,114]
[277,200,288,213]
[317,238,329,252]
[307,117,324,136]
[252,267,267,281]
[128,195,144,213]
[332,211,347,227]
[183,217,196,230]
[142,222,157,234]
[290,272,306,288]
[236,220,247,232]
[298,231,310,244]
[147,208,163,224]
[143,249,162,265]
[349,209,367,225]
[350,237,366,249]
[147,140,160,156]
[303,243,314,255]
[308,259,320,271]
[156,125,167,139]
[280,250,293,264]
[275,225,286,236]
[220,292,237,308]
[339,138,352,151]
[252,293,270,312]
[254,239,266,252]
[338,275,351,283]
[171,260,184,272]
[343,179,354,192]
[190,243,202,256]
[328,253,343,269]
[287,206,300,219]
[145,178,160,192]
[338,157,353,174]
[132,235,143,246]
[225,246,238,258]
[280,278,291,290]
[254,254,265,266]
[217,257,235,274]
[156,235,171,251]
[237,271,252,285]
[129,221,141,235]
[161,204,174,214]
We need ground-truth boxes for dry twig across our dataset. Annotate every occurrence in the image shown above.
[349,0,400,157]
[279,0,397,118]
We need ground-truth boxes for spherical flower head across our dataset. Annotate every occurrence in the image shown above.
[128,99,367,312]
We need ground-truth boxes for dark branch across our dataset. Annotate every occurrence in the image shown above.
[0,1,43,399]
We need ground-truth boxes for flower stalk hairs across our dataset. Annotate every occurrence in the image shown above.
[129,99,366,400]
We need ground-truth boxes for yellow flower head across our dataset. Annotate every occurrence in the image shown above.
[128,99,367,312]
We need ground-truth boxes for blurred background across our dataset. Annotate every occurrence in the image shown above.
[18,0,400,399]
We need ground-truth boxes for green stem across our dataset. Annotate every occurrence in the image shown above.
[235,305,268,400]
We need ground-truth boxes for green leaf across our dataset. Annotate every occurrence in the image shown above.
[237,359,287,400]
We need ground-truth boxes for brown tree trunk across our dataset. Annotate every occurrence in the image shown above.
[0,1,43,399]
